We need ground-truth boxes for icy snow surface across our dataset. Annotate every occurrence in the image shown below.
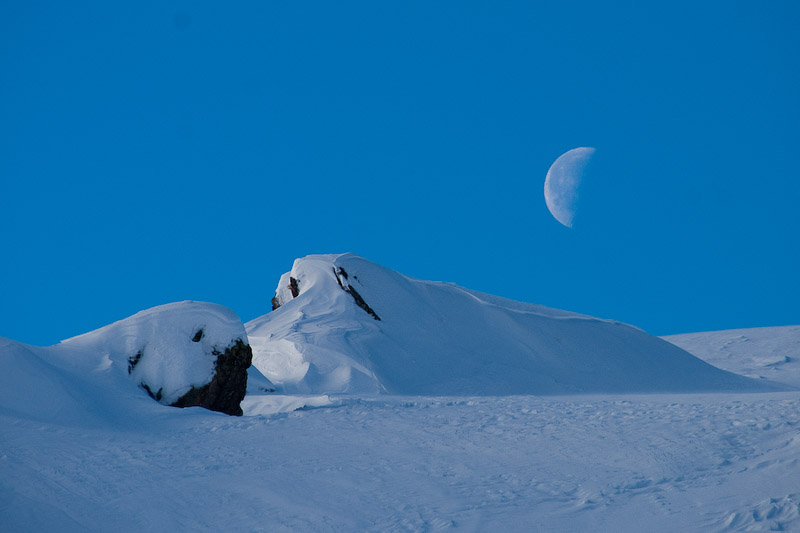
[247,253,779,395]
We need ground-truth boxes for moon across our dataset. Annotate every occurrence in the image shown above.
[544,147,595,228]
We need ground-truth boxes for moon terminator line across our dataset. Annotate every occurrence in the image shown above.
[544,147,595,228]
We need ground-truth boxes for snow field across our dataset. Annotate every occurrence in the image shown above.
[2,392,799,532]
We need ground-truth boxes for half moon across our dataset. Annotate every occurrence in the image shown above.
[544,147,595,227]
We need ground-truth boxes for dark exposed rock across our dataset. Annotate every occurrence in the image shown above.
[272,277,300,311]
[171,339,253,416]
[333,266,381,321]
[346,286,381,321]
[192,329,204,342]
[289,277,300,298]
[141,383,163,401]
[128,351,143,375]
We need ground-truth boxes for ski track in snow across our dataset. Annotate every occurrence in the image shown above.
[3,392,800,532]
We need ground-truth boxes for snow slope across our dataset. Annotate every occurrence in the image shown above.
[248,254,780,395]
[664,326,800,388]
[0,301,249,425]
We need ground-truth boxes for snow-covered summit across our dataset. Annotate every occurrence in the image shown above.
[247,253,779,395]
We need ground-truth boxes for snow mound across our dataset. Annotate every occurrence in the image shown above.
[664,326,800,388]
[247,254,779,395]
[61,301,248,405]
[0,301,250,424]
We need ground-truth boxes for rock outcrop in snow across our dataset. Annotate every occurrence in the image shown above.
[62,301,253,414]
[170,339,253,416]
[247,253,783,395]
[0,301,254,420]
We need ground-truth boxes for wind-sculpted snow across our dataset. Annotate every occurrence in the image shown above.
[3,393,800,532]
[0,301,250,423]
[664,325,800,388]
[248,253,781,395]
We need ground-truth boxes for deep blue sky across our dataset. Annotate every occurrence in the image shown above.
[2,1,798,346]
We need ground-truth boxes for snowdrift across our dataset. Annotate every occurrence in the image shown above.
[664,326,800,388]
[0,301,252,423]
[247,254,780,395]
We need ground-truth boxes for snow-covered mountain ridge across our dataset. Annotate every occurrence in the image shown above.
[0,253,791,425]
[247,253,780,395]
